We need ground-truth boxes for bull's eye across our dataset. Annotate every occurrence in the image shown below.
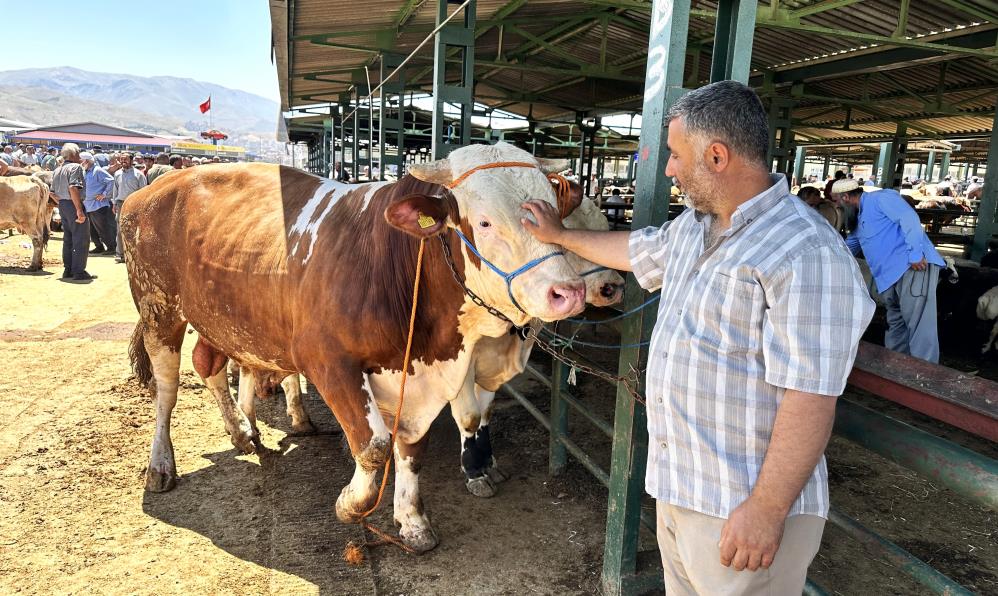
[479,220,491,228]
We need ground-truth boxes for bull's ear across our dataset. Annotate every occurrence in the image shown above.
[556,178,584,219]
[385,194,449,238]
[407,159,453,185]
[535,157,570,174]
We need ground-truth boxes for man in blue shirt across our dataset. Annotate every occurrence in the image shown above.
[80,151,116,255]
[834,178,946,362]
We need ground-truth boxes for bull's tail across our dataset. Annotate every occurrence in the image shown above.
[129,321,154,388]
[42,222,49,249]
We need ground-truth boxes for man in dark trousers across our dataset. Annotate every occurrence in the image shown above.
[50,143,95,281]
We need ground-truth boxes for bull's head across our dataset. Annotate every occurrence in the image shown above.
[385,142,586,325]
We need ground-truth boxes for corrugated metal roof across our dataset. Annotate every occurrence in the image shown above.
[273,0,997,148]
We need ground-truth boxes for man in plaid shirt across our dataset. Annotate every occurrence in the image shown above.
[523,81,874,595]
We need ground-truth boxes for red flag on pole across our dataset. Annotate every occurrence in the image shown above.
[199,96,211,114]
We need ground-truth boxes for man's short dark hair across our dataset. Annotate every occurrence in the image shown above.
[834,170,846,180]
[169,155,183,166]
[666,80,769,168]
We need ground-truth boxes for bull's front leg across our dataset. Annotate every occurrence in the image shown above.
[393,435,438,553]
[450,371,496,497]
[475,385,509,485]
[310,367,391,524]
[29,235,44,271]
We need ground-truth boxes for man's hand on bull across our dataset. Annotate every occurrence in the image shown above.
[521,200,565,244]
[911,257,928,271]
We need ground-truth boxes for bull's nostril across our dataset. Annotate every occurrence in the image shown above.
[601,284,615,298]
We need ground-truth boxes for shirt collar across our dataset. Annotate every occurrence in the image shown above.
[727,173,787,231]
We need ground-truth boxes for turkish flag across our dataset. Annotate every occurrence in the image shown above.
[199,96,211,114]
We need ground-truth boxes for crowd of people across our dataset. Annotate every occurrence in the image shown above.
[44,142,225,282]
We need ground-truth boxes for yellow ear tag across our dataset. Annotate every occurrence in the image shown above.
[417,213,436,229]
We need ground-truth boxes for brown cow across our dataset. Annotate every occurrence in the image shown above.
[0,175,53,270]
[122,142,587,552]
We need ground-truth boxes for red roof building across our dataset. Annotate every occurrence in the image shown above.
[10,122,173,154]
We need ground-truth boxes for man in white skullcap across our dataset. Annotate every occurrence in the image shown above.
[833,178,945,362]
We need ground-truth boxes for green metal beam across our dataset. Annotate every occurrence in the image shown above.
[936,0,998,25]
[394,0,426,30]
[789,0,864,18]
[894,0,911,38]
[504,23,590,67]
[971,110,998,260]
[475,59,646,82]
[755,17,998,59]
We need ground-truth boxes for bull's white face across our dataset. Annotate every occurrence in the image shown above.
[563,198,625,307]
[408,142,585,324]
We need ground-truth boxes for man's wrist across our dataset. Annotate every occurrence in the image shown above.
[747,490,791,518]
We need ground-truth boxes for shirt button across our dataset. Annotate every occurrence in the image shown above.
[657,398,663,404]
[660,442,668,449]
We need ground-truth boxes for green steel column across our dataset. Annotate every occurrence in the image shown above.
[971,111,998,260]
[710,0,757,83]
[926,150,936,182]
[549,360,570,476]
[322,115,332,178]
[822,154,831,179]
[973,163,979,177]
[940,151,951,181]
[916,162,923,180]
[876,142,890,186]
[431,0,475,159]
[380,53,407,179]
[603,1,690,594]
[793,145,806,185]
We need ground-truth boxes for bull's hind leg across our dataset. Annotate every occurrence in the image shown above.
[193,338,257,454]
[133,322,186,493]
[281,374,316,434]
[29,236,44,271]
[394,435,438,553]
[310,368,391,523]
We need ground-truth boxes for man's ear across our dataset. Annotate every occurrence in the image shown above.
[707,142,729,172]
[384,194,449,238]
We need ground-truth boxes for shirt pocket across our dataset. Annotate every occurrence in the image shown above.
[691,272,764,353]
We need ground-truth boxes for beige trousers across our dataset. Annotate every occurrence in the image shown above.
[656,502,825,596]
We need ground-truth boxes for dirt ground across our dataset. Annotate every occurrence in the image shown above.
[0,231,995,595]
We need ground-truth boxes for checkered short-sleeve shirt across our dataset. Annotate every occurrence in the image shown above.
[629,174,874,519]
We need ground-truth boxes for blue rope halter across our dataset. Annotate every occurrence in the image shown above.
[452,228,565,315]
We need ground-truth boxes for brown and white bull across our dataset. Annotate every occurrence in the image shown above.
[0,174,53,270]
[227,197,624,497]
[123,142,588,552]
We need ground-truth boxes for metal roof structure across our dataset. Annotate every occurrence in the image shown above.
[271,0,997,157]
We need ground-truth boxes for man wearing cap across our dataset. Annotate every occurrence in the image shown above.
[110,152,147,263]
[967,176,983,200]
[0,145,14,166]
[41,147,58,171]
[91,146,110,168]
[80,151,116,255]
[833,178,945,362]
[937,175,953,197]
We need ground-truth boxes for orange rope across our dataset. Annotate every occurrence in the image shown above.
[446,161,573,219]
[355,236,427,554]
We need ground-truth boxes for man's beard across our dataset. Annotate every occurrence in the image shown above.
[680,160,723,214]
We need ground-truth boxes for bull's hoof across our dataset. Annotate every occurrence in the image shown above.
[465,475,497,498]
[145,468,178,493]
[400,526,439,554]
[485,463,509,484]
[289,418,317,435]
[230,429,258,455]
[335,492,372,523]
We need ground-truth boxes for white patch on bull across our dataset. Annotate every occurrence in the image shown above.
[392,442,435,551]
[360,181,391,213]
[361,373,390,441]
[145,338,182,491]
[288,178,348,263]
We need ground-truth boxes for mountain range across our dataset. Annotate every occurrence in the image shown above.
[0,67,280,145]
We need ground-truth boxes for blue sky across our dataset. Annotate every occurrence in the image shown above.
[5,0,280,102]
